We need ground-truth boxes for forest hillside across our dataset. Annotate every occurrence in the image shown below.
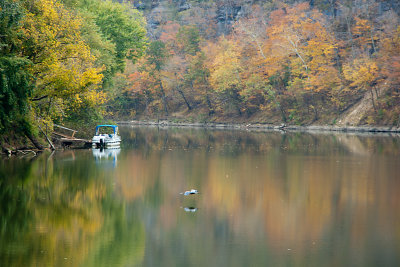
[1,0,400,151]
[113,0,400,126]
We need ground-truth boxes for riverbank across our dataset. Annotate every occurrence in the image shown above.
[118,120,400,134]
[2,120,399,156]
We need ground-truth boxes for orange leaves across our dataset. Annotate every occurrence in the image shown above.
[379,26,400,86]
[160,21,180,54]
[353,17,372,36]
[117,1,399,121]
[128,69,159,95]
[309,66,341,93]
[352,17,378,51]
[266,3,340,94]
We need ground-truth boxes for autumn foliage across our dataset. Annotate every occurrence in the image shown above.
[119,0,399,126]
[0,0,147,138]
[2,0,400,136]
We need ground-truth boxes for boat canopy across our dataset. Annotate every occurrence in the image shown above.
[95,125,118,134]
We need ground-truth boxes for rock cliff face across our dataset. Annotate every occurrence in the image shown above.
[130,0,400,38]
[129,0,252,38]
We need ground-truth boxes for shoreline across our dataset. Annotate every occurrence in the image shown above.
[118,120,400,134]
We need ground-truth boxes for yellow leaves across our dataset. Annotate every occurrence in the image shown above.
[352,16,379,51]
[84,90,108,106]
[73,93,84,106]
[288,77,307,93]
[69,90,108,114]
[20,0,105,118]
[343,57,379,90]
[265,3,341,94]
[209,38,243,93]
[80,68,103,89]
[353,17,371,37]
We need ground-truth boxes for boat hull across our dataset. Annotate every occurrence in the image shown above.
[92,135,121,148]
[92,141,121,148]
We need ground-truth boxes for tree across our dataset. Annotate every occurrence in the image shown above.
[380,25,400,88]
[176,25,201,56]
[126,64,158,116]
[0,57,33,133]
[0,0,33,134]
[163,55,193,111]
[266,3,341,121]
[343,56,380,111]
[159,21,180,54]
[233,5,269,61]
[18,0,104,126]
[208,37,243,115]
[125,41,170,117]
[185,51,215,115]
[72,0,148,121]
[83,0,147,74]
[159,24,203,112]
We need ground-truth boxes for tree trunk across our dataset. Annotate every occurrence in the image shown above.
[270,88,286,122]
[159,81,169,116]
[313,105,319,122]
[346,16,355,58]
[204,87,214,115]
[373,86,381,109]
[144,97,150,116]
[38,125,55,150]
[373,85,379,98]
[279,104,287,122]
[178,89,192,110]
[25,132,44,150]
[231,90,242,116]
[369,87,377,112]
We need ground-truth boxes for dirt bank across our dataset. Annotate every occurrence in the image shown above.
[118,120,400,134]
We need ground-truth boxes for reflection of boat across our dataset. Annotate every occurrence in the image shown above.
[92,148,120,167]
[92,125,121,148]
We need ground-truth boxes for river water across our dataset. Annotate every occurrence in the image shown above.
[1,126,400,267]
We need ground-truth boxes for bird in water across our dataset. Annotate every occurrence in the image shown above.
[180,189,198,195]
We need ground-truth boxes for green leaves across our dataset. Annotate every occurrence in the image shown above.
[84,0,147,73]
[1,0,148,135]
[0,56,33,132]
[0,0,24,54]
[176,25,201,56]
[146,41,168,72]
[0,1,33,133]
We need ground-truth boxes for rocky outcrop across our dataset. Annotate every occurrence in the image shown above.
[216,4,244,34]
[133,0,251,37]
[178,0,191,12]
[133,0,400,37]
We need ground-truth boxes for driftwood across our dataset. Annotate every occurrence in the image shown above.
[25,132,44,150]
[17,149,37,156]
[38,125,55,150]
[1,145,13,156]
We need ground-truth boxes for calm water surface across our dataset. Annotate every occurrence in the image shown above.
[1,126,400,266]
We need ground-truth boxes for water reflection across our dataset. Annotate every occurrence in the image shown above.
[183,207,198,213]
[92,148,120,168]
[1,127,400,266]
[0,151,144,267]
